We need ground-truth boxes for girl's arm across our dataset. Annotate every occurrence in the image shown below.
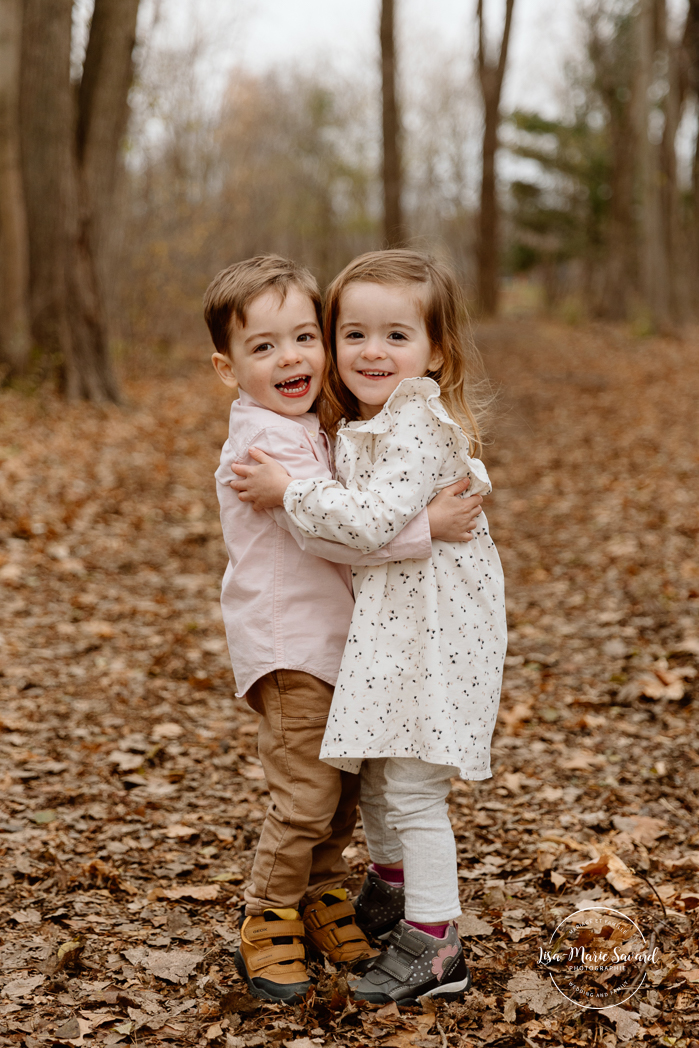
[236,399,448,553]
[225,425,432,560]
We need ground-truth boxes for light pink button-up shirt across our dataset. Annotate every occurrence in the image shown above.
[215,390,432,698]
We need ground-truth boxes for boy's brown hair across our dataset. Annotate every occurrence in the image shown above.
[318,249,490,455]
[203,255,322,354]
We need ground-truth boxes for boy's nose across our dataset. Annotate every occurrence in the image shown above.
[279,343,304,365]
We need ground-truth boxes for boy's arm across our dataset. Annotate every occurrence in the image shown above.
[222,426,433,560]
[268,502,433,564]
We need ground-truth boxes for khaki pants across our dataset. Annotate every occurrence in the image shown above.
[243,669,359,915]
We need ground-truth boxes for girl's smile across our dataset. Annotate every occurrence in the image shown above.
[336,283,443,419]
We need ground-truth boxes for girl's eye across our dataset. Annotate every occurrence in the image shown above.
[297,332,315,342]
[388,331,407,341]
[253,343,272,353]
[346,330,364,339]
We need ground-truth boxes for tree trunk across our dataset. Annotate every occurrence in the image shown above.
[19,0,139,401]
[0,0,30,376]
[683,0,699,315]
[476,0,516,316]
[380,0,404,246]
[77,0,140,316]
[637,0,671,329]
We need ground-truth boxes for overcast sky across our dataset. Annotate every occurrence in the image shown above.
[242,0,575,112]
[150,0,579,117]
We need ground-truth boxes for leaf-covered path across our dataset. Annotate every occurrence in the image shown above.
[1,323,698,1047]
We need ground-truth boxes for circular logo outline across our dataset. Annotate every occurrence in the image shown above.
[540,905,655,1010]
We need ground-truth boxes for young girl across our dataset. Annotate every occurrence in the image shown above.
[231,250,507,1007]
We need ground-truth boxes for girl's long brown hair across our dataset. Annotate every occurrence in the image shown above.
[318,250,491,455]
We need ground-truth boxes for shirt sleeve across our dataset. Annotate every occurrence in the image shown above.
[282,398,445,553]
[221,425,433,562]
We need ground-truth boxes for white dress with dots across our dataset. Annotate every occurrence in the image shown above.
[282,377,507,780]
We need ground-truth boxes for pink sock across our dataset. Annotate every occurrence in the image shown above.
[372,862,404,885]
[406,920,449,938]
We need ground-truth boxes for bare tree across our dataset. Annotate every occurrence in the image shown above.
[18,0,139,400]
[476,0,516,315]
[77,0,141,309]
[380,0,404,246]
[679,0,699,315]
[0,0,30,375]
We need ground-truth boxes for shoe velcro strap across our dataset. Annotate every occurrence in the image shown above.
[387,927,426,957]
[246,942,306,972]
[368,880,392,901]
[374,950,412,981]
[246,919,305,942]
[305,900,355,928]
[323,922,368,948]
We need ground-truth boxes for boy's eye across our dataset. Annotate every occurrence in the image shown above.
[253,343,272,353]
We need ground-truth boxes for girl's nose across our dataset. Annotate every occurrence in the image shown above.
[361,339,386,360]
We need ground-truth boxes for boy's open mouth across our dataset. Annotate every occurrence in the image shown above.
[275,375,312,397]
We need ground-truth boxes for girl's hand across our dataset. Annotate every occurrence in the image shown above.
[427,478,483,542]
[230,448,293,510]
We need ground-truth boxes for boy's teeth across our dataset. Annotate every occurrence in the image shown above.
[276,375,310,392]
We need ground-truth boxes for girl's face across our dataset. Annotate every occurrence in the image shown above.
[336,282,443,420]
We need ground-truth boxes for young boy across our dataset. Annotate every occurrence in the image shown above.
[205,255,482,1003]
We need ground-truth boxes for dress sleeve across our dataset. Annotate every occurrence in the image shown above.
[220,425,433,562]
[269,504,432,563]
[282,398,445,553]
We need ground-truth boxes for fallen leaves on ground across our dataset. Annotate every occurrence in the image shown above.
[1,321,699,1047]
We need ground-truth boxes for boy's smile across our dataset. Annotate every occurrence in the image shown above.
[212,286,325,415]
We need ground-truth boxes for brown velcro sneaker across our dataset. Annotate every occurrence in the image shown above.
[234,909,310,1003]
[303,889,380,972]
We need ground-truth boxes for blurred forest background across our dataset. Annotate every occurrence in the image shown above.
[2,5,699,1044]
[1,0,698,400]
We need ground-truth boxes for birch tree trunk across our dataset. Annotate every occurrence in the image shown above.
[476,0,516,315]
[0,0,30,375]
[380,0,404,246]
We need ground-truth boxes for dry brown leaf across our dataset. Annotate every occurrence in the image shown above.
[165,823,198,839]
[457,912,494,937]
[611,815,669,847]
[505,971,561,1015]
[149,884,220,901]
[580,852,639,895]
[122,946,205,983]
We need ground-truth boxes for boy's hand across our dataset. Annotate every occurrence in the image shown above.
[230,448,293,510]
[427,478,483,542]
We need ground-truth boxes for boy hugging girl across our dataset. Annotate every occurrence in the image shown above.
[205,253,506,1007]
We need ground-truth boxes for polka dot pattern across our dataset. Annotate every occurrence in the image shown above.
[283,377,507,781]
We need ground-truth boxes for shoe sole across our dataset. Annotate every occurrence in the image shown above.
[355,970,472,1007]
[233,949,309,1004]
[306,938,379,974]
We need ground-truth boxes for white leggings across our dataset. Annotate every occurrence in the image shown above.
[359,757,461,924]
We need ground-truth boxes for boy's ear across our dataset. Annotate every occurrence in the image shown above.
[212,351,238,390]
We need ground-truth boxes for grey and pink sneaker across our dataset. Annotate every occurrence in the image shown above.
[352,920,471,1007]
[353,867,405,940]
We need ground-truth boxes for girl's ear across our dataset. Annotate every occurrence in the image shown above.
[428,346,444,371]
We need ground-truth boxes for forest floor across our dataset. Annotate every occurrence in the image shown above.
[1,320,698,1048]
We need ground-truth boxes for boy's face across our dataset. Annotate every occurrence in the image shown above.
[212,286,325,416]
